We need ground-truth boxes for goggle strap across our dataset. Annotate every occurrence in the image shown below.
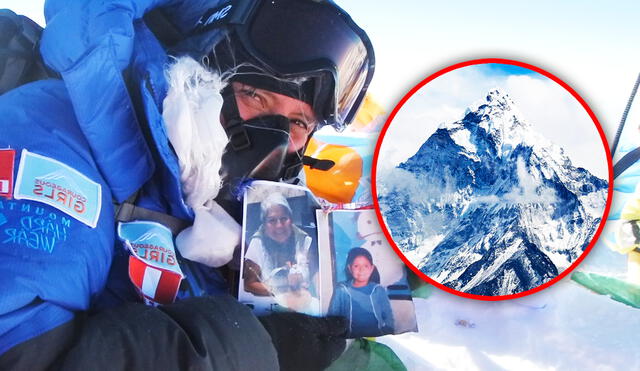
[143,8,185,48]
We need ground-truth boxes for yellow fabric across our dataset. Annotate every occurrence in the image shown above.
[611,239,639,254]
[612,198,640,254]
[621,197,640,221]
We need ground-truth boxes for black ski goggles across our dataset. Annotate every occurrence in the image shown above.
[197,0,375,131]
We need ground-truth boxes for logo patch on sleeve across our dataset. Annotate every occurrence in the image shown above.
[13,150,102,228]
[118,221,184,305]
[0,149,16,199]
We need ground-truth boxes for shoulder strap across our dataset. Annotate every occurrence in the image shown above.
[614,147,640,179]
[0,9,58,95]
[142,8,186,49]
[610,72,640,156]
[115,191,190,235]
[611,73,640,179]
[108,9,194,235]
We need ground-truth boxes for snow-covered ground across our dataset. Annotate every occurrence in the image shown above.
[380,224,640,370]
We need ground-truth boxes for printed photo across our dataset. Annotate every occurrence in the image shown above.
[318,209,417,338]
[239,181,321,316]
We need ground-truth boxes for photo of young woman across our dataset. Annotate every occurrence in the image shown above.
[328,247,394,337]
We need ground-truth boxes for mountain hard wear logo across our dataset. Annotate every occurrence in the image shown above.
[198,4,233,27]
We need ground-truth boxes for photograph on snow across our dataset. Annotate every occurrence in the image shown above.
[239,181,321,315]
[375,62,610,297]
[316,209,418,337]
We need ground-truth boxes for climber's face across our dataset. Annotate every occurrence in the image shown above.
[232,82,317,154]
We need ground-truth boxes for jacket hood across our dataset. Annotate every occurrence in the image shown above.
[40,0,226,204]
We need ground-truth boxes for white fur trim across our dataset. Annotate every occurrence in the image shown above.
[164,57,241,267]
[175,202,241,267]
[163,56,228,211]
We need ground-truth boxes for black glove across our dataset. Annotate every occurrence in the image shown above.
[1,296,280,371]
[258,313,348,371]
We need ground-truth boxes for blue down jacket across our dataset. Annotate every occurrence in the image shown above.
[0,0,230,353]
[328,281,395,337]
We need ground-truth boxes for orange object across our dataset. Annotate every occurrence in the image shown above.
[304,138,363,203]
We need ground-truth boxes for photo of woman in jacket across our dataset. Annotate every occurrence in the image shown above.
[244,192,313,297]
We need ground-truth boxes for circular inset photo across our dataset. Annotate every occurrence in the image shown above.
[373,59,612,299]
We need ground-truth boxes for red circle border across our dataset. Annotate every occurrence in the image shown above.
[371,58,614,301]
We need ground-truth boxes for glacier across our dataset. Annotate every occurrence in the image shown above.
[378,88,608,295]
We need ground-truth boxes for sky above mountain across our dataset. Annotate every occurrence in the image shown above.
[377,63,609,180]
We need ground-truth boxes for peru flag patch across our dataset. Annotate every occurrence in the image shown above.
[0,149,16,199]
[128,255,184,305]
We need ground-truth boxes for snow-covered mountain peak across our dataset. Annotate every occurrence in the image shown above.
[464,88,516,116]
[458,89,532,156]
[408,89,541,166]
[486,87,513,106]
[442,89,523,135]
[379,88,608,296]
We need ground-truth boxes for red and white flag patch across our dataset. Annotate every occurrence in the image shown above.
[128,255,183,305]
[0,149,16,199]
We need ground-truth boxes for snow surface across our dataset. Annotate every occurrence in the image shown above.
[407,234,445,265]
[450,128,477,154]
[379,233,640,370]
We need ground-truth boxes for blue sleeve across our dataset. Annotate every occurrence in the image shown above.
[42,0,180,73]
[38,0,224,202]
[328,285,347,317]
[0,81,115,355]
[41,0,224,74]
[376,286,395,333]
[40,0,184,201]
